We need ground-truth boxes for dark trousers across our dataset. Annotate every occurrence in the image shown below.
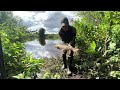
[62,49,74,71]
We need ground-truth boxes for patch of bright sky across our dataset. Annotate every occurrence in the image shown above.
[13,11,77,34]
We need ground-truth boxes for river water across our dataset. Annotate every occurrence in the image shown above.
[24,39,63,59]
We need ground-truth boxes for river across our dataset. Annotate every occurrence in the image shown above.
[25,39,63,59]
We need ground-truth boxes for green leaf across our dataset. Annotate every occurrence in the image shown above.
[86,41,96,53]
[109,42,116,50]
[12,73,25,79]
[25,77,31,79]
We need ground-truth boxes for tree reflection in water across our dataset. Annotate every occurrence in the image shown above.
[38,28,46,46]
[38,37,46,46]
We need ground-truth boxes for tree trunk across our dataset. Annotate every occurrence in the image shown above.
[0,35,6,79]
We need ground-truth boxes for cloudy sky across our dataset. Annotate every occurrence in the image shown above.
[12,11,77,34]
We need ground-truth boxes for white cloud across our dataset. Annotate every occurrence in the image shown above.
[13,11,35,21]
[62,11,75,17]
[12,11,76,34]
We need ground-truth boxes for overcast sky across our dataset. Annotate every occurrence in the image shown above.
[12,11,77,34]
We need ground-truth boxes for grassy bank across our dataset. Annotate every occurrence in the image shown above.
[39,56,87,79]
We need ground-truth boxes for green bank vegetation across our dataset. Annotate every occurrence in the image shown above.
[1,11,120,79]
[0,11,45,79]
[42,11,120,79]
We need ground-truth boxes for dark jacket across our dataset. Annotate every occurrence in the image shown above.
[59,25,76,47]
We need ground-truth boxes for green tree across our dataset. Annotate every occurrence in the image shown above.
[0,11,45,78]
[39,28,45,38]
[73,11,120,79]
[0,35,6,79]
[38,28,46,46]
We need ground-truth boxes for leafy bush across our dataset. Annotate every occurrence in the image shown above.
[73,11,120,79]
[0,11,45,79]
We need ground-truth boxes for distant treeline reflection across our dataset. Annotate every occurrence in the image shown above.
[38,28,60,46]
[45,34,60,40]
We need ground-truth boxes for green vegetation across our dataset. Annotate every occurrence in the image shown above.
[41,11,120,79]
[1,11,120,79]
[73,11,120,79]
[33,28,60,40]
[41,57,68,79]
[45,34,60,40]
[38,28,46,46]
[0,11,45,79]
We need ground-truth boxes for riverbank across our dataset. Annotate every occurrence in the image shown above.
[38,56,88,79]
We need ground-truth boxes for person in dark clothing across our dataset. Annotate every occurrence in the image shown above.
[59,17,76,75]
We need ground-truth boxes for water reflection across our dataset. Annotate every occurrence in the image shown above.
[25,39,63,59]
[38,28,46,46]
[38,37,46,46]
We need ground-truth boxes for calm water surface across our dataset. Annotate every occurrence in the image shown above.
[25,39,63,59]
